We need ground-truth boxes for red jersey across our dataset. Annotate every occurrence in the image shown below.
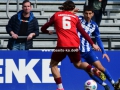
[41,11,94,47]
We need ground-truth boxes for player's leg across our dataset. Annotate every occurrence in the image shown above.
[85,50,108,81]
[50,59,64,90]
[50,59,61,78]
[114,78,120,90]
[68,48,110,90]
[80,51,110,90]
[93,61,120,90]
[50,48,66,90]
[73,61,92,70]
[70,52,110,90]
[87,50,115,84]
[73,61,106,81]
[68,50,95,74]
[88,73,110,90]
[93,61,115,85]
[80,51,106,80]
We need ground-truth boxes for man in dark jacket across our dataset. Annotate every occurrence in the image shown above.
[6,0,39,50]
[86,0,107,26]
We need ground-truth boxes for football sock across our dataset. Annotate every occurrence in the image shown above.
[54,77,63,89]
[104,69,115,84]
[102,82,107,86]
[57,83,63,89]
[86,65,92,72]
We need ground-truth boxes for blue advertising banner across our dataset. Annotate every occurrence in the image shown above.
[0,51,119,90]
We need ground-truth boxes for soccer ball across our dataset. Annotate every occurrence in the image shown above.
[84,80,97,90]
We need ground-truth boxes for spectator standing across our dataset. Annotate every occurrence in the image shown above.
[6,0,39,50]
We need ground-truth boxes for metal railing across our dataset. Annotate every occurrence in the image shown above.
[6,0,20,18]
[6,0,11,18]
[0,35,120,50]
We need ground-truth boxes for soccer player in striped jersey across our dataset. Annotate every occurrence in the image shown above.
[77,5,119,90]
[41,1,102,90]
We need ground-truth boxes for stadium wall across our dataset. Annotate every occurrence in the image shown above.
[0,51,119,90]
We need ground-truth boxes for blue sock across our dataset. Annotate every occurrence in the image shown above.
[104,69,113,82]
[89,74,103,85]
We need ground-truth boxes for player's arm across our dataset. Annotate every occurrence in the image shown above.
[93,26,110,61]
[93,26,106,54]
[76,20,101,51]
[41,15,54,34]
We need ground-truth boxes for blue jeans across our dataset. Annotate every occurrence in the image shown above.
[12,43,25,50]
[92,9,102,26]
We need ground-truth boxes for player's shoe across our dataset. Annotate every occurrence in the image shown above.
[57,88,64,90]
[104,85,110,90]
[93,68,106,81]
[114,79,120,90]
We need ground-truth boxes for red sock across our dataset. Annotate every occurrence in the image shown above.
[54,77,62,84]
[86,65,92,72]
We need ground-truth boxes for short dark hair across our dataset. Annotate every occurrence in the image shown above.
[58,0,75,11]
[22,0,32,6]
[83,5,94,12]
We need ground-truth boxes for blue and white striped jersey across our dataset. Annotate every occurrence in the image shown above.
[78,16,100,52]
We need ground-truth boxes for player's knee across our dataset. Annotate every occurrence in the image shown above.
[73,61,81,69]
[50,59,59,67]
[96,66,105,72]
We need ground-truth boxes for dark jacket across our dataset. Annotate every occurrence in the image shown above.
[6,10,39,50]
[88,0,107,12]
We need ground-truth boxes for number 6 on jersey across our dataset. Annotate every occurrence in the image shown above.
[62,16,71,29]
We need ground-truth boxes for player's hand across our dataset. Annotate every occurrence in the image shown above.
[73,8,79,14]
[27,33,35,41]
[103,54,110,62]
[48,30,53,35]
[92,44,101,51]
[12,34,18,39]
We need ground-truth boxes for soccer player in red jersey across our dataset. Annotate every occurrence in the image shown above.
[41,1,101,90]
